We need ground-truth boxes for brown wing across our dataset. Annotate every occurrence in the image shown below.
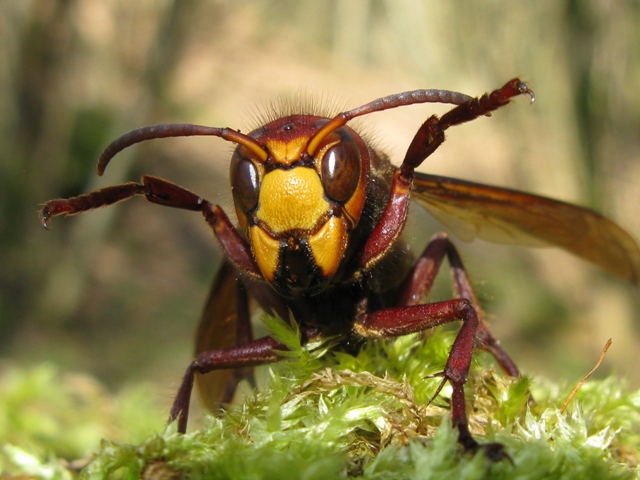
[194,260,243,410]
[411,172,640,283]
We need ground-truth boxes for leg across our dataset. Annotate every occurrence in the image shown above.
[40,175,262,278]
[40,182,153,226]
[196,269,297,407]
[170,336,284,433]
[357,79,534,270]
[354,299,507,459]
[402,79,534,170]
[40,175,208,224]
[398,233,520,377]
[174,321,323,433]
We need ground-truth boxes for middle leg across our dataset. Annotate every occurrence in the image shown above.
[398,232,520,377]
[354,298,506,459]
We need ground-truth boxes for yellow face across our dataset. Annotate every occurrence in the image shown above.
[230,116,369,297]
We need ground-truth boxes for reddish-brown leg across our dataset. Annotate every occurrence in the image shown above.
[216,279,289,404]
[353,80,532,459]
[358,79,534,269]
[354,299,506,459]
[402,79,533,169]
[40,175,262,279]
[170,336,284,432]
[170,323,321,433]
[398,232,520,377]
[209,272,300,405]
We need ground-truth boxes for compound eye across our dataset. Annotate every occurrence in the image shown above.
[230,154,260,213]
[321,137,361,203]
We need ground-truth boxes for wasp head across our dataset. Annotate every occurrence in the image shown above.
[230,115,370,297]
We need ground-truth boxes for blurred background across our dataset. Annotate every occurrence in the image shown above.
[2,0,639,418]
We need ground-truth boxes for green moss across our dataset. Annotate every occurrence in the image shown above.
[0,363,164,479]
[1,317,638,479]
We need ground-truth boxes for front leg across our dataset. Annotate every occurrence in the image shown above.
[354,299,508,460]
[356,79,534,271]
[39,174,208,224]
[40,175,262,279]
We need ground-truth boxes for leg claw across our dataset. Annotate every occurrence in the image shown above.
[466,441,513,464]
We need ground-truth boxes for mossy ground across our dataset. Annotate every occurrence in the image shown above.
[1,316,638,479]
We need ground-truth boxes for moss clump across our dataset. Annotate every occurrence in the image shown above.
[0,363,164,479]
[1,317,639,479]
